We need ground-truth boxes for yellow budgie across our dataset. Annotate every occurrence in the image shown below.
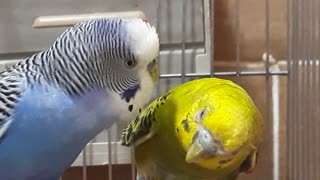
[121,78,263,180]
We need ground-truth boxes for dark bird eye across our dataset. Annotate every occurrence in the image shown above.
[125,59,136,68]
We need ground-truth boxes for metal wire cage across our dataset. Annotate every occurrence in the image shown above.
[0,0,319,179]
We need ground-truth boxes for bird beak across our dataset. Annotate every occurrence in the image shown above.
[185,129,224,164]
[147,59,159,83]
[185,138,206,163]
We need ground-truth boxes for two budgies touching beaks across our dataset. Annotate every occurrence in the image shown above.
[0,14,263,179]
[122,78,264,180]
[0,18,160,179]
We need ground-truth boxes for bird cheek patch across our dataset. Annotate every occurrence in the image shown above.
[181,119,190,133]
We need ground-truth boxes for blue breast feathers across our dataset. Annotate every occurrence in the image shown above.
[0,82,112,180]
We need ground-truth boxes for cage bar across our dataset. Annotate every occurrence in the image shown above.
[107,130,112,180]
[82,147,87,180]
[181,0,187,83]
[235,0,240,76]
[286,0,320,178]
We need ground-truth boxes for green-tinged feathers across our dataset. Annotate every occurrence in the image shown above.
[121,78,263,180]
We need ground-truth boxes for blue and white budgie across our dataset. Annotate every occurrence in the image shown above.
[0,18,159,180]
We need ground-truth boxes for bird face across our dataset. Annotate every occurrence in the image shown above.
[184,108,226,164]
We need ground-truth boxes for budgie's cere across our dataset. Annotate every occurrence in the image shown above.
[0,18,159,180]
[122,78,263,180]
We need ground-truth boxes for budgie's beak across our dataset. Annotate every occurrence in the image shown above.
[185,128,224,163]
[147,59,159,83]
[185,138,206,163]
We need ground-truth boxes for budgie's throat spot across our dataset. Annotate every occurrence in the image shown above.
[128,104,133,112]
[219,158,232,164]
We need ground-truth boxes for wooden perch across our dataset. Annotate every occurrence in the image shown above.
[32,11,147,28]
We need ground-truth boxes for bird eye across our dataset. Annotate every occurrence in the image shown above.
[195,108,208,124]
[125,59,136,68]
